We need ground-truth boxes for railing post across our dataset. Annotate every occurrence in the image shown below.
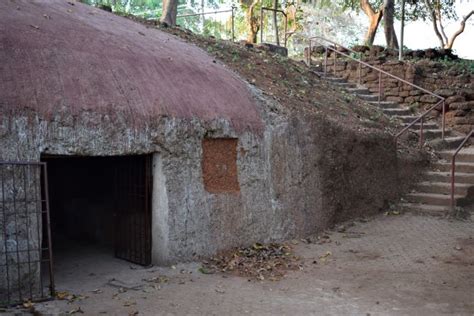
[378,71,382,106]
[231,6,235,42]
[260,6,263,44]
[324,46,328,77]
[450,130,473,212]
[307,40,312,66]
[333,47,336,76]
[358,55,362,87]
[442,100,446,140]
[451,156,456,211]
[419,116,424,148]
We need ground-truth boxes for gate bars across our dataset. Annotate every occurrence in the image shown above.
[0,161,54,306]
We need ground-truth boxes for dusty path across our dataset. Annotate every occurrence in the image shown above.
[14,213,474,315]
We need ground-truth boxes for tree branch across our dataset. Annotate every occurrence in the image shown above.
[424,0,445,47]
[436,3,449,44]
[447,10,474,49]
[360,0,376,17]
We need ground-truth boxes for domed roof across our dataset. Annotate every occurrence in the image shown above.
[0,0,263,132]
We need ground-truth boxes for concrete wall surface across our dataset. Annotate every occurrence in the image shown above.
[0,85,423,268]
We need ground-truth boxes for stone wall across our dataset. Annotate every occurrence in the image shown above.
[319,55,473,134]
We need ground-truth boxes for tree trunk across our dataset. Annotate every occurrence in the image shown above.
[365,11,383,45]
[244,0,260,43]
[160,0,178,27]
[360,0,383,46]
[383,0,399,49]
[273,0,279,45]
[424,0,445,47]
[446,10,474,49]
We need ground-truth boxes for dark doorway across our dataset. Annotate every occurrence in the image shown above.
[42,155,152,267]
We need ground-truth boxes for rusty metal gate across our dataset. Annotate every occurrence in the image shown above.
[114,155,152,266]
[0,161,54,306]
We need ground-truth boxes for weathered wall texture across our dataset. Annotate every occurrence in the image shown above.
[322,56,473,134]
[0,164,43,304]
[0,85,422,266]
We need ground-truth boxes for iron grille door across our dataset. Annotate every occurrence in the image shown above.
[0,161,54,307]
[114,156,152,266]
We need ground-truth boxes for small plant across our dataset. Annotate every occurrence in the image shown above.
[408,102,420,113]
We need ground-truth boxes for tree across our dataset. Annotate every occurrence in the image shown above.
[240,0,261,43]
[161,0,178,26]
[273,0,279,45]
[421,0,473,49]
[383,0,398,49]
[359,0,384,45]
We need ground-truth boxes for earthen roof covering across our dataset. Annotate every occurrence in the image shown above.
[0,0,263,132]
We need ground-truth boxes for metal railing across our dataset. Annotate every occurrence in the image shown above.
[177,7,235,42]
[259,7,290,47]
[305,36,446,147]
[0,161,55,306]
[451,130,473,210]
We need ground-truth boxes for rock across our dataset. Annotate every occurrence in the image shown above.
[386,96,404,103]
[434,89,455,97]
[261,43,288,57]
[438,48,458,60]
[424,48,440,59]
[445,95,466,105]
[412,50,425,58]
[369,45,385,57]
[450,101,474,111]
[459,88,474,101]
[352,45,370,53]
[410,90,423,96]
[420,94,439,103]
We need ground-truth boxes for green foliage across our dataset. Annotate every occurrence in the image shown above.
[438,58,474,75]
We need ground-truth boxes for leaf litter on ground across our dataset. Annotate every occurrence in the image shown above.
[201,242,301,281]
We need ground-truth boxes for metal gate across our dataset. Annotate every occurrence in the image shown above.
[0,161,54,306]
[114,156,152,266]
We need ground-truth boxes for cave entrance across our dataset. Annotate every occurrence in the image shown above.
[42,155,153,270]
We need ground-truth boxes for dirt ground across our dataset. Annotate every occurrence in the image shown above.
[4,212,472,316]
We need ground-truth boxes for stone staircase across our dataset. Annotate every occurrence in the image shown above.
[320,74,473,215]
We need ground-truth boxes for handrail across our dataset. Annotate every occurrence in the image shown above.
[395,100,444,147]
[306,36,446,145]
[451,130,473,210]
[176,7,235,42]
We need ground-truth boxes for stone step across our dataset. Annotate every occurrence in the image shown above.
[357,94,379,102]
[424,171,474,184]
[398,203,449,215]
[402,122,439,130]
[345,87,370,95]
[368,101,400,109]
[416,181,471,195]
[431,161,474,173]
[416,129,452,140]
[383,108,412,116]
[438,147,474,163]
[429,136,466,150]
[405,192,461,206]
[325,77,346,83]
[333,82,357,89]
[393,115,419,123]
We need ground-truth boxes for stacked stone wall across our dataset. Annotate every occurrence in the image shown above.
[321,55,473,134]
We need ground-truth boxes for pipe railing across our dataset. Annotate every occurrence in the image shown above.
[306,36,446,146]
[176,7,235,42]
[451,130,473,210]
[259,7,289,47]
